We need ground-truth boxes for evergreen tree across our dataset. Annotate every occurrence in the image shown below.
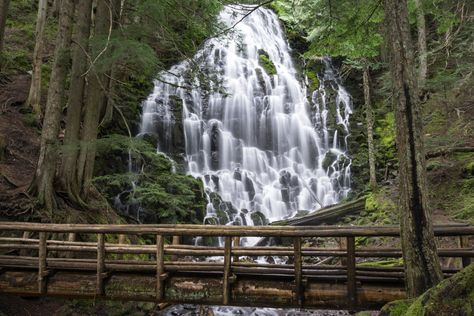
[26,0,48,117]
[383,0,443,296]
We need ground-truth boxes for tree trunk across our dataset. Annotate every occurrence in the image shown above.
[101,0,122,127]
[414,0,427,89]
[29,0,75,211]
[0,0,10,58]
[51,0,61,18]
[59,0,93,206]
[26,0,48,117]
[363,66,377,189]
[383,0,443,298]
[77,0,111,199]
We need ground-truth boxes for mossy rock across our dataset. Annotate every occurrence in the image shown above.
[258,49,277,76]
[305,69,320,92]
[462,161,474,177]
[381,263,474,316]
[380,299,414,316]
[322,150,338,170]
[250,210,268,226]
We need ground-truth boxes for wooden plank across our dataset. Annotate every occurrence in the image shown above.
[223,236,232,305]
[38,232,47,294]
[96,233,105,296]
[346,236,357,311]
[293,237,303,306]
[460,235,471,268]
[156,235,165,301]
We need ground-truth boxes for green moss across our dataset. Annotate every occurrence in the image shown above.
[21,112,39,128]
[463,161,474,176]
[358,258,403,268]
[305,69,320,91]
[380,299,413,316]
[384,264,474,316]
[258,50,277,75]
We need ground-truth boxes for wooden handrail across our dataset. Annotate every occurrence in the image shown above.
[0,222,472,310]
[0,222,472,237]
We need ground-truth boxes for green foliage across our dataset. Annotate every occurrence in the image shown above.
[358,189,398,225]
[274,0,383,60]
[93,136,206,224]
[258,51,277,75]
[3,0,57,73]
[375,111,397,174]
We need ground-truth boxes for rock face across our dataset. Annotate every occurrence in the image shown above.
[381,263,474,316]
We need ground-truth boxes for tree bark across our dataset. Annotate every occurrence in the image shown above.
[101,0,122,127]
[414,0,427,89]
[363,66,377,190]
[59,0,93,206]
[29,0,75,211]
[383,0,443,298]
[0,0,10,58]
[77,0,111,199]
[26,0,48,117]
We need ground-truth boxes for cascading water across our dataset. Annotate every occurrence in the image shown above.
[139,6,352,234]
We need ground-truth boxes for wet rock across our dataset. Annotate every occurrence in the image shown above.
[250,210,268,226]
[255,67,266,91]
[136,132,159,148]
[244,176,256,201]
[322,150,338,170]
[233,168,242,181]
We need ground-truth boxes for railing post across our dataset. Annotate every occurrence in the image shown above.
[460,235,471,268]
[156,234,165,301]
[293,237,303,306]
[346,236,357,311]
[223,236,232,305]
[38,232,48,294]
[96,233,106,296]
[20,231,30,256]
[171,236,180,261]
[66,233,76,258]
[233,237,240,262]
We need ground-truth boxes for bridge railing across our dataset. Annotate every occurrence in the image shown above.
[0,222,473,310]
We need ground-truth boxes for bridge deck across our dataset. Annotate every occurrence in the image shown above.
[0,222,472,310]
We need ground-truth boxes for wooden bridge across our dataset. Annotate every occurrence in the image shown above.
[0,222,473,311]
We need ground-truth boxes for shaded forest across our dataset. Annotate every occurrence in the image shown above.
[0,0,473,315]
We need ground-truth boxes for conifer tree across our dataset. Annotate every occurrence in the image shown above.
[26,0,48,117]
[383,0,442,297]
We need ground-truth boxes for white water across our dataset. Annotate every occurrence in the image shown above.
[139,6,352,233]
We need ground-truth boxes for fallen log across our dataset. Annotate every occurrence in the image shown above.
[271,196,366,226]
[426,146,474,159]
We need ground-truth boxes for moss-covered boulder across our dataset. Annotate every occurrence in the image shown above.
[381,263,474,316]
[462,161,474,177]
[258,49,277,75]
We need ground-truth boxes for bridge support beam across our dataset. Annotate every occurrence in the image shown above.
[156,235,165,301]
[38,232,48,294]
[96,233,106,296]
[223,236,232,305]
[293,237,303,306]
[347,236,357,311]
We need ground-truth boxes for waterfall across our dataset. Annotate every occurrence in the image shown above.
[139,6,352,230]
